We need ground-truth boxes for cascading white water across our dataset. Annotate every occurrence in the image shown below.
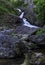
[23,18,39,28]
[19,12,24,19]
[18,8,39,28]
[16,8,22,12]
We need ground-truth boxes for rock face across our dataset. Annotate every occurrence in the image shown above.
[0,34,20,58]
[29,52,45,65]
[15,25,38,34]
[0,33,28,58]
[0,29,14,35]
[24,7,44,27]
[24,7,36,24]
[0,14,23,28]
[0,31,45,65]
[28,34,45,48]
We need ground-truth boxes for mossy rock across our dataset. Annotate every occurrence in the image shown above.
[36,28,45,35]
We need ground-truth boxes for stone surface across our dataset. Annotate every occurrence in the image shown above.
[15,25,38,34]
[0,14,23,28]
[0,34,29,58]
[0,33,45,64]
[0,34,19,58]
[28,34,45,46]
[0,29,14,35]
[30,52,45,65]
[43,25,45,28]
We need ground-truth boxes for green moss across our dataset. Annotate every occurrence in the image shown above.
[11,32,15,36]
[22,3,28,7]
[36,28,45,35]
[33,0,45,25]
[0,0,24,17]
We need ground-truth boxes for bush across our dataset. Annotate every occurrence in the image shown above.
[11,0,24,7]
[0,0,24,16]
[33,0,45,25]
[36,28,45,35]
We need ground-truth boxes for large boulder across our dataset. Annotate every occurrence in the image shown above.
[30,52,45,65]
[0,29,14,35]
[0,34,20,58]
[0,14,23,28]
[28,34,45,48]
[0,33,29,58]
[15,25,38,34]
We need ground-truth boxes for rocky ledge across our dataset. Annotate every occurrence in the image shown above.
[0,29,45,65]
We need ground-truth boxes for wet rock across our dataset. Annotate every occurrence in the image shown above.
[28,34,45,47]
[22,6,45,27]
[43,25,45,28]
[15,25,38,34]
[39,63,45,65]
[0,34,29,58]
[22,6,38,26]
[0,29,14,35]
[0,14,23,28]
[15,34,38,51]
[14,41,28,54]
[30,52,45,65]
[24,9,45,27]
[0,34,20,58]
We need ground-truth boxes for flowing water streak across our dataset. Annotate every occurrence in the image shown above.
[19,9,39,28]
[16,8,22,12]
[23,18,39,28]
[19,12,24,19]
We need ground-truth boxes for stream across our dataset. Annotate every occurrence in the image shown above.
[18,8,39,28]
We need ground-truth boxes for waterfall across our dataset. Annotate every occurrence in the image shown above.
[18,9,39,28]
[16,8,22,12]
[23,18,39,28]
[19,12,24,19]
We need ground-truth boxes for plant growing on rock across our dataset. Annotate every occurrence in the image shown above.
[36,28,45,35]
[0,0,24,17]
[33,0,45,26]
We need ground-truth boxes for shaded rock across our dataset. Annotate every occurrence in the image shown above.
[0,34,29,58]
[0,29,14,35]
[24,9,37,22]
[0,58,25,65]
[28,34,45,47]
[39,63,45,65]
[22,6,38,25]
[14,41,28,54]
[30,52,45,65]
[15,25,38,34]
[0,14,23,28]
[43,25,45,28]
[0,34,20,58]
[24,9,45,27]
[16,34,39,50]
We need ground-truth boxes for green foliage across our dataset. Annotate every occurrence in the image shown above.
[11,32,15,36]
[11,0,24,7]
[0,0,24,16]
[36,28,45,35]
[0,0,14,15]
[22,3,28,7]
[33,0,45,25]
